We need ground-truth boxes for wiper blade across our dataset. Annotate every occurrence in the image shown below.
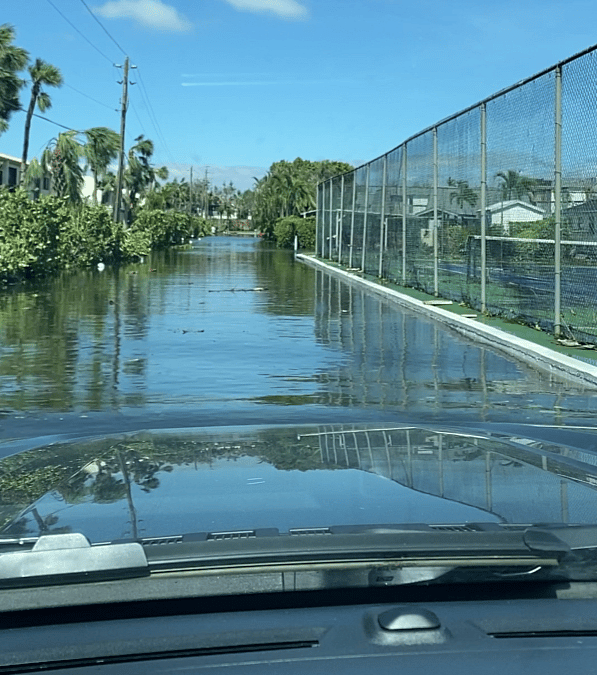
[0,533,149,588]
[139,524,574,574]
[2,524,593,590]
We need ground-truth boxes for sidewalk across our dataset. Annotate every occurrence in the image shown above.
[297,254,597,390]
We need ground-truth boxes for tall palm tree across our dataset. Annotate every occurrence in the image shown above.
[83,127,120,204]
[42,130,83,203]
[21,58,63,180]
[0,24,28,134]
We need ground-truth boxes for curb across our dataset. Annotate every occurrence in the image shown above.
[297,254,597,390]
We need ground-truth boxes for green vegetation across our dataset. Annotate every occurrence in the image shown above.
[273,215,316,249]
[0,188,209,282]
[253,158,353,246]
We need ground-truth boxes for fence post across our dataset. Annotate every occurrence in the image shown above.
[361,164,370,272]
[378,155,387,278]
[349,172,356,268]
[480,103,487,313]
[433,127,439,296]
[328,179,334,259]
[402,144,407,283]
[338,174,345,263]
[554,64,562,338]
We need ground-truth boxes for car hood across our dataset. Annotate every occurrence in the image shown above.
[2,424,597,543]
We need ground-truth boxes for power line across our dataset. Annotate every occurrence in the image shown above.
[78,0,127,57]
[43,0,115,64]
[64,83,118,111]
[18,107,77,132]
[135,67,175,163]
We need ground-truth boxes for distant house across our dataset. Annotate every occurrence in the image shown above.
[564,199,597,238]
[482,200,545,234]
[0,153,22,190]
[0,152,51,197]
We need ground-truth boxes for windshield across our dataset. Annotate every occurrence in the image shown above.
[3,2,597,600]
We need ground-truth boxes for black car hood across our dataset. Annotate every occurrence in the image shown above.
[2,424,597,543]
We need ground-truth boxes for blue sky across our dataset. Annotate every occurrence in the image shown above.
[2,0,597,191]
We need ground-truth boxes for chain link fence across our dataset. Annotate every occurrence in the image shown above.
[317,45,597,345]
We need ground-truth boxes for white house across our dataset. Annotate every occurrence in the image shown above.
[0,153,22,190]
[483,200,546,234]
[0,152,51,196]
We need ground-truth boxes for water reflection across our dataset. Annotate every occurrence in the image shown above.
[0,237,597,444]
[3,425,597,542]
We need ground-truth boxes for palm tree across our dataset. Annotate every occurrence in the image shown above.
[83,127,120,204]
[123,135,168,220]
[21,58,63,180]
[42,130,83,203]
[495,170,537,203]
[0,24,28,134]
[447,178,478,210]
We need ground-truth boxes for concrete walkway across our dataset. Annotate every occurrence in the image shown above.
[297,254,597,390]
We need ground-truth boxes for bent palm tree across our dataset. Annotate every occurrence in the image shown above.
[21,58,63,180]
[42,130,83,203]
[83,127,120,204]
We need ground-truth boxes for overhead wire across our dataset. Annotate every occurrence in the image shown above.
[43,0,114,65]
[18,107,78,132]
[134,67,176,163]
[64,83,118,112]
[77,0,128,57]
[45,0,176,167]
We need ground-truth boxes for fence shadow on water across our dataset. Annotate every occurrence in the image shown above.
[318,45,597,346]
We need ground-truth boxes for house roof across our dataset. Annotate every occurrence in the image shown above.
[564,198,597,214]
[0,152,22,164]
[483,200,545,215]
[415,207,460,219]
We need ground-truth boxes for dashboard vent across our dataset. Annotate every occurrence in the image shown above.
[207,530,257,541]
[289,528,332,536]
[429,525,477,532]
[142,535,184,546]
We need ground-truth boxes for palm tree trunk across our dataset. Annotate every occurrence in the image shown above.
[21,89,38,185]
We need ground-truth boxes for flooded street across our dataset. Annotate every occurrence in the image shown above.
[1,236,596,452]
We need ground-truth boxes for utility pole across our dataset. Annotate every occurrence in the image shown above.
[189,166,193,215]
[114,56,130,223]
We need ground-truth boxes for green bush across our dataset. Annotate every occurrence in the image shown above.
[273,215,315,249]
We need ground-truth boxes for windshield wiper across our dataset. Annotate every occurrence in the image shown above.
[1,524,595,590]
[0,533,148,588]
[138,523,575,574]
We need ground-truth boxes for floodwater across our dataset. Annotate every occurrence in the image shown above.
[1,236,596,452]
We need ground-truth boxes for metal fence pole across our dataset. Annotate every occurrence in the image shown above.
[349,172,356,268]
[361,164,370,272]
[433,127,439,296]
[328,179,334,259]
[378,155,387,278]
[338,174,345,263]
[316,182,321,257]
[554,65,562,337]
[480,103,487,313]
[402,144,407,284]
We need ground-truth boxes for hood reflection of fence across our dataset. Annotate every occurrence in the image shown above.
[315,426,597,525]
[317,44,597,345]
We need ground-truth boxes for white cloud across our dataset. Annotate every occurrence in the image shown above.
[93,0,192,32]
[221,0,309,20]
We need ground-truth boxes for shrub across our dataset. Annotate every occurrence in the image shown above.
[273,215,315,249]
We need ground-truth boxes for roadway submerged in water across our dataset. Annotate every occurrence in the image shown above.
[0,237,596,447]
